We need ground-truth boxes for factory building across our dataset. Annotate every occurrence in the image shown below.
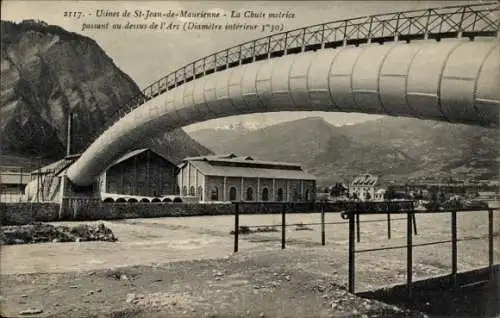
[23,150,318,204]
[99,148,178,197]
[25,149,178,202]
[177,154,317,202]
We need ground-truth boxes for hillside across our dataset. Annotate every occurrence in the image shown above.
[190,117,337,163]
[335,117,499,181]
[188,116,499,185]
[0,20,211,165]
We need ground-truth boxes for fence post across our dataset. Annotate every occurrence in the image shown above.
[321,203,326,246]
[412,213,418,235]
[407,210,413,298]
[489,209,494,273]
[234,203,239,253]
[281,203,286,249]
[451,210,457,285]
[356,213,361,243]
[348,210,356,294]
[387,212,391,239]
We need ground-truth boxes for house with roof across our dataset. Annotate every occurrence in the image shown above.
[0,166,32,202]
[349,173,378,201]
[177,154,317,202]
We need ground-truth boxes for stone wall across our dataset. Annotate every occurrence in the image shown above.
[1,202,343,225]
[0,203,60,225]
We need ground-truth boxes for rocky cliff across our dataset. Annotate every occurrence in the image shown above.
[0,20,211,164]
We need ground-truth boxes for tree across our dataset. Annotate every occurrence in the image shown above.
[438,191,446,203]
[330,183,346,197]
[415,190,424,200]
[384,187,396,200]
[429,189,438,202]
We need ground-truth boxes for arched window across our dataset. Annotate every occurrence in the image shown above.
[262,188,269,201]
[211,187,219,201]
[198,186,203,200]
[277,188,284,201]
[189,186,195,196]
[229,187,237,201]
[246,187,254,201]
[176,186,180,195]
[182,186,187,196]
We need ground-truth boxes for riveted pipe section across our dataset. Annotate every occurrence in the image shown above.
[67,38,500,186]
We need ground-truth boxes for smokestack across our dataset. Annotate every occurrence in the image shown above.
[66,111,72,157]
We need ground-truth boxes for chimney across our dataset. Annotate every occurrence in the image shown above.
[66,111,73,157]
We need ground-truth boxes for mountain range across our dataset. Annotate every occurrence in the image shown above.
[188,116,499,185]
[0,20,211,168]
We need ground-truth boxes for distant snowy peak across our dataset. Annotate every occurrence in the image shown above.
[216,120,267,131]
[215,119,353,131]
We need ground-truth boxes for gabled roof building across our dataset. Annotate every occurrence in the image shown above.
[349,173,378,201]
[99,148,178,197]
[177,154,316,202]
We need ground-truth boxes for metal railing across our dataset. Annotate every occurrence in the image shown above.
[229,201,498,296]
[98,2,499,139]
[342,206,499,295]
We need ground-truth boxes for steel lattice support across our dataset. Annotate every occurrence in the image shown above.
[101,2,499,137]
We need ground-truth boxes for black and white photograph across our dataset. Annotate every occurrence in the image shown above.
[0,1,499,317]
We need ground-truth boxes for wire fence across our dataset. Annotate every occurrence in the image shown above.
[230,201,498,295]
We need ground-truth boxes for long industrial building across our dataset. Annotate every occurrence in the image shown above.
[177,154,316,202]
[19,150,317,204]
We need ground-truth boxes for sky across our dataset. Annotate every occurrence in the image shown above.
[1,0,474,132]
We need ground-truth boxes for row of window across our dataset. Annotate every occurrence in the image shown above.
[180,186,201,197]
[180,185,311,201]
